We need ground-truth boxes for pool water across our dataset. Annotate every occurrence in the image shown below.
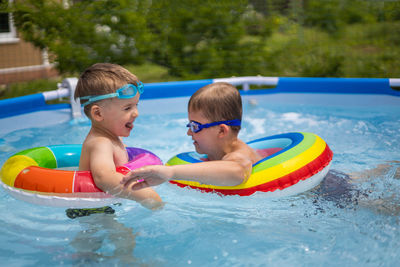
[0,93,400,266]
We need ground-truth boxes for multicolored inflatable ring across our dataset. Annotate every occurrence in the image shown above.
[0,145,162,207]
[167,132,333,197]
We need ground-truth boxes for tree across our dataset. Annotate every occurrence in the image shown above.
[12,0,153,74]
[11,0,273,78]
[147,0,271,78]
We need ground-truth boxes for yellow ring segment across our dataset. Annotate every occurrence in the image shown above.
[1,155,38,186]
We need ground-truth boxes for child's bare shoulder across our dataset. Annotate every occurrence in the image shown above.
[83,135,114,153]
[224,143,262,165]
[223,149,252,164]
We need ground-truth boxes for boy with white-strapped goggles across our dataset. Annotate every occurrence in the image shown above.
[121,82,263,189]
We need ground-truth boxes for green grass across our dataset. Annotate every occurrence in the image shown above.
[0,78,62,100]
[261,21,400,78]
[125,63,180,83]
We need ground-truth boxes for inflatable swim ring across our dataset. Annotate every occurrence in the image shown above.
[0,145,162,208]
[167,132,333,197]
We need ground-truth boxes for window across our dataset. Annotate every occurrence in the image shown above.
[0,0,18,43]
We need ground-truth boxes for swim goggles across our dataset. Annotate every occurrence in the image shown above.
[186,119,241,133]
[80,82,144,106]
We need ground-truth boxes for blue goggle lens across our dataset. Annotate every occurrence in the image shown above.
[81,81,144,106]
[118,82,144,98]
[187,121,201,133]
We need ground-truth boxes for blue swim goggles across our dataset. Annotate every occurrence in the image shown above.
[186,119,241,133]
[80,82,144,106]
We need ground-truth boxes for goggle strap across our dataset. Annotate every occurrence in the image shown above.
[203,119,241,128]
[81,93,118,106]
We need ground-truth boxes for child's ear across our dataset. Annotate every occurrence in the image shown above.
[218,124,229,137]
[90,105,103,122]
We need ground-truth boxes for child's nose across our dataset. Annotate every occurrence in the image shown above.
[132,108,139,117]
[187,128,192,136]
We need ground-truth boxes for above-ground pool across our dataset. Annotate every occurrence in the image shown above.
[0,77,399,266]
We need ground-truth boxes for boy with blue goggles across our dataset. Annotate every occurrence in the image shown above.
[81,81,144,106]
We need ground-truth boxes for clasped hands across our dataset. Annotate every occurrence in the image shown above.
[120,165,172,190]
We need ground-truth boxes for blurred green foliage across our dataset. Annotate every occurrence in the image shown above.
[0,63,179,99]
[7,0,400,80]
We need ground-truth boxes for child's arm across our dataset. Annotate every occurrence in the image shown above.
[89,141,163,209]
[122,153,253,190]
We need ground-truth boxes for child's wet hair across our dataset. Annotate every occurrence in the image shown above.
[188,82,242,132]
[74,63,139,117]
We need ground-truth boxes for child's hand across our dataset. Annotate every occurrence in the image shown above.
[121,165,173,190]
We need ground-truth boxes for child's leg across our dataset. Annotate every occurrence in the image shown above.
[347,161,400,215]
[349,161,400,181]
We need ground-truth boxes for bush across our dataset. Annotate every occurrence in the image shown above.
[8,0,400,81]
[12,0,152,74]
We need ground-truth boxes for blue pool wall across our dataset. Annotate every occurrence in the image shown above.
[0,77,399,119]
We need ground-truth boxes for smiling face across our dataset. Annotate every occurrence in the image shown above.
[187,109,221,157]
[97,93,140,138]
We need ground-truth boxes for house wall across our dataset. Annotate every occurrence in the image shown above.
[0,37,58,85]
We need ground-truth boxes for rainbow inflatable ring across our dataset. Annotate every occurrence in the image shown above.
[0,145,162,208]
[167,132,333,197]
